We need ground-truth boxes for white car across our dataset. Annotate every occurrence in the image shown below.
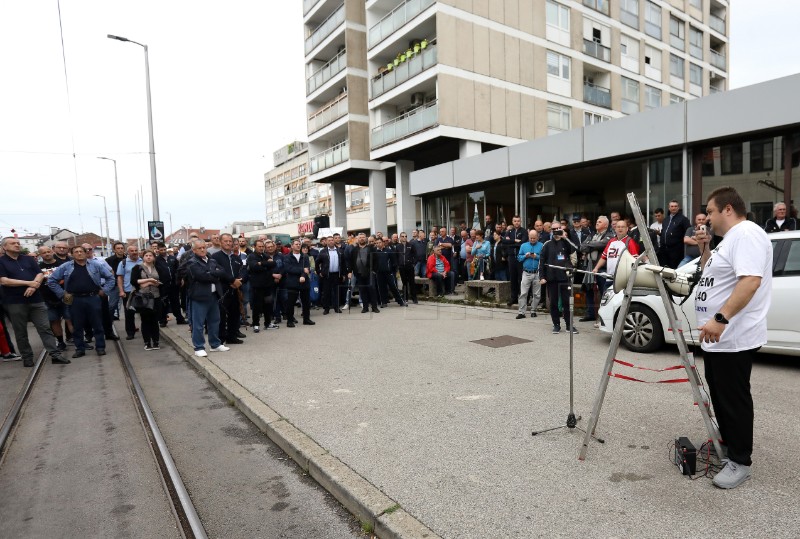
[597,230,800,356]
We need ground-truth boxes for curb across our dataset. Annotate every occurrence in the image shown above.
[159,326,441,539]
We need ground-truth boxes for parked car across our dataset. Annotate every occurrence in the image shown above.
[597,230,800,356]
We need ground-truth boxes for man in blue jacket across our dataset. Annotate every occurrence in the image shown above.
[516,230,542,319]
[47,245,115,357]
[184,240,230,357]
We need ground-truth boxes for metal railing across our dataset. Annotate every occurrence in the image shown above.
[307,49,347,95]
[368,0,435,48]
[305,3,345,54]
[710,14,726,34]
[307,93,349,134]
[583,39,610,62]
[310,140,350,174]
[620,9,639,29]
[371,100,438,148]
[710,49,726,70]
[584,82,611,108]
[372,42,437,98]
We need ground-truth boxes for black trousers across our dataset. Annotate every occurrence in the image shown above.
[703,349,756,466]
[399,266,417,301]
[123,293,137,337]
[546,280,571,328]
[285,287,310,321]
[250,286,274,327]
[139,298,162,346]
[321,272,341,311]
[218,289,241,342]
[507,256,522,301]
[355,274,378,310]
[376,271,403,305]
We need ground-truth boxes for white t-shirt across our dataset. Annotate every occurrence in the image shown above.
[601,236,639,277]
[694,220,772,352]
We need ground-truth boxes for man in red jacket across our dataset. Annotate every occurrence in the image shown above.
[427,245,454,298]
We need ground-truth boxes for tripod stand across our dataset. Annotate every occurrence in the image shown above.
[532,268,605,443]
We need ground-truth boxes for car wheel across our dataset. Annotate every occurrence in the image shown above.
[621,304,664,353]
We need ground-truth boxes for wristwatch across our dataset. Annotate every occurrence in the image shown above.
[713,312,729,324]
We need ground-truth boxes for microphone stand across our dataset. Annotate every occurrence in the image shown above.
[532,266,605,443]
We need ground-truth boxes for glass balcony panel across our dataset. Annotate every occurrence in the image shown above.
[371,101,438,148]
[709,14,726,34]
[307,94,348,134]
[710,50,726,70]
[583,39,610,62]
[368,0,435,48]
[303,0,317,15]
[305,3,345,54]
[371,43,437,99]
[584,82,611,108]
[310,140,350,174]
[307,50,347,95]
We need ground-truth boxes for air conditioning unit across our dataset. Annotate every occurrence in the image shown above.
[528,179,555,198]
[411,92,425,107]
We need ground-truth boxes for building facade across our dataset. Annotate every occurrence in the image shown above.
[303,0,729,233]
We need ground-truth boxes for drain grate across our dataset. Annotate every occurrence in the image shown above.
[470,335,532,348]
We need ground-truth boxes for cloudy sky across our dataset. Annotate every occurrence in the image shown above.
[1,1,798,242]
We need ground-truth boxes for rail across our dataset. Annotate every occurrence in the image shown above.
[368,0,435,48]
[310,140,350,174]
[305,3,345,54]
[584,81,611,108]
[0,349,46,460]
[710,49,726,70]
[371,99,438,148]
[583,39,610,62]
[307,92,349,134]
[372,40,437,98]
[307,49,347,95]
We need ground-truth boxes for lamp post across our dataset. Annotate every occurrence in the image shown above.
[107,34,160,221]
[97,157,122,243]
[95,217,104,256]
[166,211,173,244]
[93,194,110,256]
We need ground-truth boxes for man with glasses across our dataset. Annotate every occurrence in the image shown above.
[539,222,577,334]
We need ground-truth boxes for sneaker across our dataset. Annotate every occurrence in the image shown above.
[144,344,152,351]
[194,349,208,357]
[211,345,230,352]
[516,314,526,320]
[57,341,67,351]
[266,323,279,330]
[712,461,751,489]
[530,312,537,318]
[568,327,580,334]
[253,325,260,333]
[151,343,160,350]
[1,353,21,362]
[552,325,561,334]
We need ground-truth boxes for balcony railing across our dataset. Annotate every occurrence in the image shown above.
[305,3,345,54]
[710,49,726,70]
[303,0,317,15]
[371,100,438,148]
[307,93,348,134]
[583,39,610,62]
[620,9,639,29]
[307,49,347,95]
[310,140,350,174]
[368,0,435,48]
[372,41,437,98]
[709,14,726,34]
[584,82,611,108]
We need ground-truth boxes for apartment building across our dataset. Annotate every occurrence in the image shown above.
[303,0,729,233]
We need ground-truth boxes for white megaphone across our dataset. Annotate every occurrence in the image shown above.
[613,250,693,297]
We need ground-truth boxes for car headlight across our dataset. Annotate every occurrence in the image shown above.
[600,288,616,306]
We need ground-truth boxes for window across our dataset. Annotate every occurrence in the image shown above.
[645,2,662,39]
[778,240,800,276]
[584,112,610,126]
[620,34,639,72]
[690,0,702,8]
[670,94,685,104]
[547,102,571,134]
[689,27,703,59]
[621,77,640,114]
[583,0,608,16]
[689,63,702,85]
[720,144,743,175]
[750,139,774,172]
[644,45,662,80]
[669,54,685,87]
[669,16,685,50]
[645,85,661,109]
[620,0,639,28]
[546,0,570,31]
[546,51,570,80]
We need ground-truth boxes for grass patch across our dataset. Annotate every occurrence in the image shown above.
[383,503,401,515]
[360,520,374,534]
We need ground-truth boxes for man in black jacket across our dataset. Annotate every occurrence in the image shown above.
[246,240,279,332]
[283,240,314,327]
[410,230,428,278]
[659,200,691,269]
[374,237,406,308]
[395,232,417,304]
[316,236,344,315]
[540,222,577,334]
[348,233,379,314]
[210,233,245,344]
[502,215,526,305]
[184,240,230,357]
[105,242,126,320]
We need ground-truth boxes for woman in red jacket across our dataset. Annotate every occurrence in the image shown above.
[426,245,453,297]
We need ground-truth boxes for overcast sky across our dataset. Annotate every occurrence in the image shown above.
[1,1,798,242]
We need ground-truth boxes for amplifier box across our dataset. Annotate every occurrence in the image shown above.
[674,437,697,476]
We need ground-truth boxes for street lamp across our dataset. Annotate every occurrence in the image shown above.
[93,194,110,257]
[107,34,160,221]
[97,157,122,243]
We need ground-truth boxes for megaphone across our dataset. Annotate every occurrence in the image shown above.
[613,250,693,297]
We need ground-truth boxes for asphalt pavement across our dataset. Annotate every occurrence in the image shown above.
[162,301,800,538]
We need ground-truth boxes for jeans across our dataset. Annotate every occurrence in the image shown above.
[414,261,426,278]
[190,297,222,351]
[5,302,59,362]
[108,285,120,317]
[70,295,106,351]
[678,255,694,268]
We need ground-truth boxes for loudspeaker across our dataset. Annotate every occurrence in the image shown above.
[613,250,693,297]
[313,214,330,238]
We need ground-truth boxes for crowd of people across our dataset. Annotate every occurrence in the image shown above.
[0,199,793,363]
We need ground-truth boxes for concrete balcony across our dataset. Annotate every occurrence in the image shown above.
[308,93,348,134]
[305,3,345,55]
[307,49,347,95]
[710,49,726,71]
[310,140,350,174]
[371,100,438,149]
[584,82,611,109]
[368,0,435,49]
[372,41,437,98]
[710,14,726,34]
[583,39,610,63]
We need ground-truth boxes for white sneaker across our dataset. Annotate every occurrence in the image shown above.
[194,349,208,357]
[211,345,230,352]
[712,460,751,489]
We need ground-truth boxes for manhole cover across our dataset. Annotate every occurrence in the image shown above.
[470,335,532,348]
